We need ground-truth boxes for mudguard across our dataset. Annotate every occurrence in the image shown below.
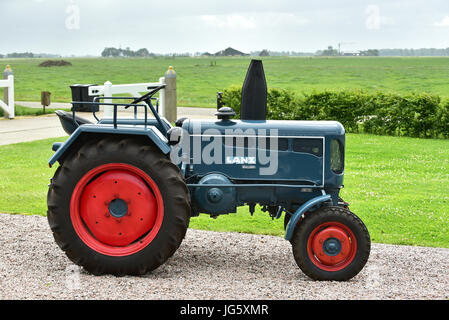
[48,124,171,167]
[284,194,332,241]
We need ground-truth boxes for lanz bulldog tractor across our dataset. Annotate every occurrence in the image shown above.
[47,60,370,281]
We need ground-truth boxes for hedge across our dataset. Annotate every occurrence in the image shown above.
[222,86,449,139]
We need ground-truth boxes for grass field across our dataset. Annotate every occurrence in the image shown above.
[0,134,448,248]
[5,56,449,108]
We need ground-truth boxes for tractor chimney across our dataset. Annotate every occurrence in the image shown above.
[240,59,267,121]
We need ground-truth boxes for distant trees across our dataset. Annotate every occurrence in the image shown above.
[4,47,449,60]
[259,49,270,57]
[101,47,120,57]
[5,52,34,58]
[318,46,339,56]
[360,49,379,56]
[379,48,449,56]
[250,50,314,56]
[0,52,60,59]
[316,47,378,56]
[251,47,449,57]
[101,47,155,58]
[135,48,151,57]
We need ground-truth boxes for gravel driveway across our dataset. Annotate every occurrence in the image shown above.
[0,213,447,300]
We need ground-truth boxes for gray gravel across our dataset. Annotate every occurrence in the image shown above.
[0,213,448,300]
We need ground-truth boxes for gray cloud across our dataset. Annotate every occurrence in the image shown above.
[1,0,449,56]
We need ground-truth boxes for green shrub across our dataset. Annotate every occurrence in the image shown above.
[222,87,448,139]
[222,86,303,120]
[301,90,369,132]
[436,101,449,138]
[222,85,242,117]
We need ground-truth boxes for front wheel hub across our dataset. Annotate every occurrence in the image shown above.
[307,222,357,271]
[322,237,342,256]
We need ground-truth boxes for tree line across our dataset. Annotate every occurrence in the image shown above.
[0,52,61,59]
[101,47,155,58]
[316,46,449,57]
[379,48,449,56]
[2,47,449,59]
[0,52,35,58]
[100,47,195,58]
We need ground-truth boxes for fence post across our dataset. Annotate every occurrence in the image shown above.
[159,76,166,117]
[3,65,14,119]
[7,75,14,119]
[164,66,177,123]
[103,81,113,118]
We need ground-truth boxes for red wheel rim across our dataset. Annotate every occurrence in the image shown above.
[70,163,163,257]
[307,222,357,272]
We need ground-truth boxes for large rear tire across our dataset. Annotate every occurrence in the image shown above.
[47,137,190,276]
[291,206,370,281]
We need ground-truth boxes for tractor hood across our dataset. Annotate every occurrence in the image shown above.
[179,118,345,188]
[182,119,345,137]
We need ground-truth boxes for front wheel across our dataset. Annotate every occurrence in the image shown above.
[291,206,370,281]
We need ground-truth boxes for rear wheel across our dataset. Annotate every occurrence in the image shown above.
[291,206,370,281]
[47,137,190,275]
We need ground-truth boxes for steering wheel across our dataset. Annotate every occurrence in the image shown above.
[130,85,166,105]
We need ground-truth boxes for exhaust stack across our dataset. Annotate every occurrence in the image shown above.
[240,59,267,121]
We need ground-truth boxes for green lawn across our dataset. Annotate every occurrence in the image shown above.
[6,56,449,108]
[0,134,448,248]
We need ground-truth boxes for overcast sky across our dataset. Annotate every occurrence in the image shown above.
[1,0,449,56]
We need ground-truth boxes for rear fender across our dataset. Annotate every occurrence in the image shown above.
[49,124,171,167]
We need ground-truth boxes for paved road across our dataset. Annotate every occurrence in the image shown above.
[0,104,215,146]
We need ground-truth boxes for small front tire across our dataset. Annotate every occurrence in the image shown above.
[291,206,370,281]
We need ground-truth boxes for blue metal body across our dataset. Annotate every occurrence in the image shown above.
[50,107,347,239]
[180,118,345,216]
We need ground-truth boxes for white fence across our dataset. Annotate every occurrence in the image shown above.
[0,75,14,119]
[88,78,166,118]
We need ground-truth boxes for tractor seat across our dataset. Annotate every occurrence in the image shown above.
[55,110,93,135]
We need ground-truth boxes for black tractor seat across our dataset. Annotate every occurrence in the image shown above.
[55,110,93,135]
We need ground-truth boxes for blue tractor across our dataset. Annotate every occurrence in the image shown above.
[47,60,370,281]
